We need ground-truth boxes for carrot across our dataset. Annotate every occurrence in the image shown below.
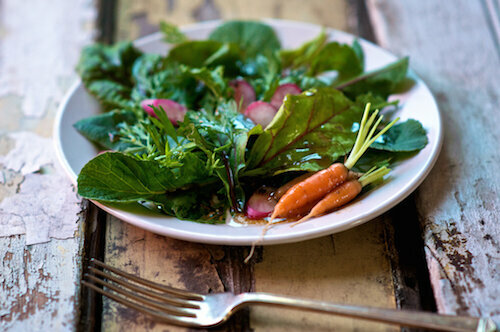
[270,103,398,221]
[270,163,348,219]
[293,166,390,225]
[273,172,313,200]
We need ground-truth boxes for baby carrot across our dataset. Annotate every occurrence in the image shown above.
[273,172,313,200]
[270,103,398,221]
[293,166,390,225]
[270,163,349,219]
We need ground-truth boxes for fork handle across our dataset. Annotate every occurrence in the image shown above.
[238,293,496,332]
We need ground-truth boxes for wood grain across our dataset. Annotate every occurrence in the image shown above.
[0,0,96,330]
[367,0,500,322]
[101,1,401,331]
[101,216,225,332]
[115,0,349,40]
[251,220,397,332]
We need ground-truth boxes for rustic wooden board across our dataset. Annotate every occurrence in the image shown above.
[101,1,401,331]
[0,0,96,330]
[251,219,397,332]
[115,0,349,40]
[101,216,225,332]
[367,0,500,322]
[102,217,399,332]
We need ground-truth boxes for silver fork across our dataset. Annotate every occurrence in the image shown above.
[82,258,496,331]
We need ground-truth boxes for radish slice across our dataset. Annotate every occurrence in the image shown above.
[244,101,277,128]
[229,79,256,111]
[140,99,187,126]
[246,187,277,220]
[270,83,302,109]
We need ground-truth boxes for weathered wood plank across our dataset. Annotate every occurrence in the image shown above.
[366,0,500,322]
[101,1,403,331]
[115,0,349,41]
[102,216,226,332]
[252,219,397,332]
[0,0,97,330]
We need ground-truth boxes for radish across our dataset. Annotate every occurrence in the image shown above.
[245,187,277,220]
[244,101,277,128]
[140,99,187,126]
[229,79,256,111]
[270,83,301,109]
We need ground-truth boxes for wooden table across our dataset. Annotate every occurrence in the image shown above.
[1,1,499,331]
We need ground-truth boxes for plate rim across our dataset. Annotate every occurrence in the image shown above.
[53,19,443,245]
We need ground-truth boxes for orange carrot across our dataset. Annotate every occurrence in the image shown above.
[298,180,362,223]
[287,198,323,219]
[270,163,348,220]
[293,166,390,225]
[270,103,398,221]
[273,172,313,200]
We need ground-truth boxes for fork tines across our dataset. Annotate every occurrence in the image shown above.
[82,258,204,326]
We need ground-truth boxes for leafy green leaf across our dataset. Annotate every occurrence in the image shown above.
[179,102,260,211]
[73,110,137,151]
[77,152,213,202]
[159,187,226,222]
[150,106,178,141]
[240,53,281,100]
[280,30,328,69]
[208,20,281,58]
[370,119,428,152]
[336,57,409,99]
[352,93,399,111]
[86,80,134,110]
[77,42,142,110]
[160,21,188,44]
[352,39,364,66]
[77,152,224,222]
[131,54,199,108]
[352,150,392,173]
[308,42,364,80]
[282,69,331,90]
[245,87,362,175]
[117,115,203,170]
[182,65,227,98]
[167,40,241,75]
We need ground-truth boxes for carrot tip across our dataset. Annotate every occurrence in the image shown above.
[291,214,312,227]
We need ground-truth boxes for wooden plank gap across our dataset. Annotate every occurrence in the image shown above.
[96,0,118,44]
[346,0,377,42]
[204,245,257,331]
[386,196,437,312]
[78,202,108,332]
[77,0,118,330]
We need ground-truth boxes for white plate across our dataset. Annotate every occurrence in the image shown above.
[54,19,442,245]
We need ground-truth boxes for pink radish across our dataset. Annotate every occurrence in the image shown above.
[244,101,277,128]
[140,99,187,126]
[270,83,302,109]
[246,187,277,220]
[229,79,256,111]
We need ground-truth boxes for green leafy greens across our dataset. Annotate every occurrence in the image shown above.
[75,20,428,223]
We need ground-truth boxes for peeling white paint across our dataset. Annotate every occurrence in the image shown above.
[0,132,82,244]
[0,0,96,330]
[0,237,82,331]
[0,171,81,245]
[0,0,96,118]
[0,132,55,175]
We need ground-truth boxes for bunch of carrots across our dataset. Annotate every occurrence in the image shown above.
[270,103,399,225]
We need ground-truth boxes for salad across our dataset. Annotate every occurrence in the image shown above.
[74,20,428,225]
